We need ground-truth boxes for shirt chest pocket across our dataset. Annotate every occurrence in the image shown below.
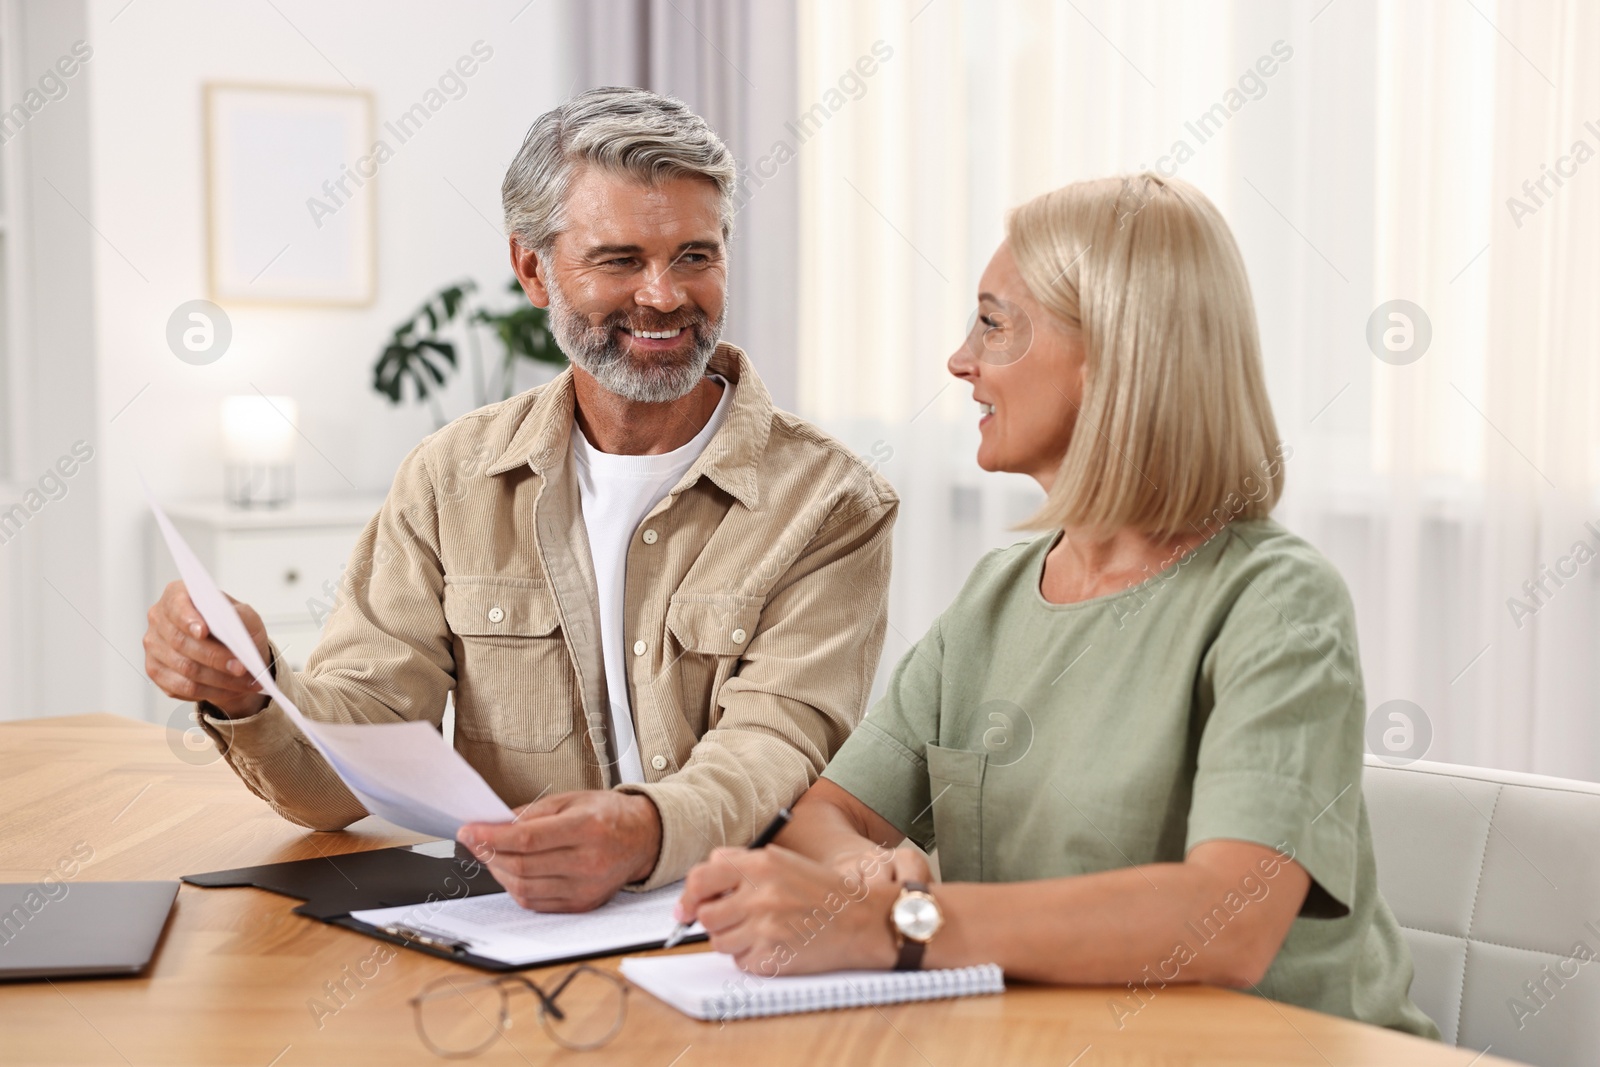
[443,576,575,753]
[665,594,763,656]
[925,743,987,882]
[662,594,763,730]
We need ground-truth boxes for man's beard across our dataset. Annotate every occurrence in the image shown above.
[546,277,724,403]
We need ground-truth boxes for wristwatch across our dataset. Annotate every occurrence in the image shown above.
[890,881,943,971]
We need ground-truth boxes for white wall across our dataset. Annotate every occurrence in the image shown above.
[71,0,566,721]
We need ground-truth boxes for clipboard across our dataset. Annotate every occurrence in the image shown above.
[183,842,706,972]
[325,913,705,973]
[181,840,501,920]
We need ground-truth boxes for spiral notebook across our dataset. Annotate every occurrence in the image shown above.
[620,952,1004,1020]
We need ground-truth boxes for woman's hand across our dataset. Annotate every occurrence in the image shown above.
[830,844,931,893]
[677,845,902,976]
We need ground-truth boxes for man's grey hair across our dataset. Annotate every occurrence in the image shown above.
[501,86,737,252]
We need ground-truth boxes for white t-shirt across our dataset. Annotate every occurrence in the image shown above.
[570,376,732,783]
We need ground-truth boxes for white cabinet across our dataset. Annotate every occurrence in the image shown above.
[146,498,384,721]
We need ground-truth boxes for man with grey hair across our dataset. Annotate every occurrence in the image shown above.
[142,87,898,912]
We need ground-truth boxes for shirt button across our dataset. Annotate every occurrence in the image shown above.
[487,607,505,624]
[651,754,668,771]
[641,528,658,545]
[731,628,747,644]
[632,640,647,656]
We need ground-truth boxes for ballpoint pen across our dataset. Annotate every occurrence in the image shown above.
[662,807,792,949]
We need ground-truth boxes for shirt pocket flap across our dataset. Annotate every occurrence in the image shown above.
[666,594,763,656]
[443,576,561,637]
[925,742,987,787]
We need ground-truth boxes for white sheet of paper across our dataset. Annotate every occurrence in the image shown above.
[143,477,515,838]
[350,883,698,966]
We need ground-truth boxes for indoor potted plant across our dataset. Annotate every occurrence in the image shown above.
[373,278,565,428]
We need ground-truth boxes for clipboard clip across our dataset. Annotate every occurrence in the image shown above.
[381,922,473,955]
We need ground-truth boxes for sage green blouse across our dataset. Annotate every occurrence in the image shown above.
[822,520,1438,1037]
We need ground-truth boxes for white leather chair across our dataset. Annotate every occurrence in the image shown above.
[1364,755,1600,1067]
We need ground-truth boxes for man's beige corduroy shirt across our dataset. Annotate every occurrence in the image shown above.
[201,344,897,889]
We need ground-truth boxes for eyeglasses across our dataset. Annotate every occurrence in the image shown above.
[409,965,628,1057]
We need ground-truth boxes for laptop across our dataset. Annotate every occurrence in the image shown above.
[0,881,179,980]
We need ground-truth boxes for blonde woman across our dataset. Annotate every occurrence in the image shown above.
[676,174,1438,1037]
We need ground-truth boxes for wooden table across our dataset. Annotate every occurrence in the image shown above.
[0,715,1518,1066]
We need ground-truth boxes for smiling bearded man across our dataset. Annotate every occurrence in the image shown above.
[142,86,899,912]
[544,254,723,403]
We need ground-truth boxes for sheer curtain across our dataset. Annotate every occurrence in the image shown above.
[796,0,1600,779]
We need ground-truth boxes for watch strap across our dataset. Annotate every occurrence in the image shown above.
[893,935,927,972]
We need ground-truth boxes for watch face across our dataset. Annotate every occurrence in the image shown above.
[893,892,942,941]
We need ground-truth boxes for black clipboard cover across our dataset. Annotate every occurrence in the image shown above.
[182,841,705,972]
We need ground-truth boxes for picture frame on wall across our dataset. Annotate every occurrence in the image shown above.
[204,83,376,307]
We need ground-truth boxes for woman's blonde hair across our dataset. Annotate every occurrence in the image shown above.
[1008,173,1285,539]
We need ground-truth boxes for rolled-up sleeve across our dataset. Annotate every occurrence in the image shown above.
[200,443,456,831]
[1186,555,1365,916]
[617,494,897,888]
[820,617,946,849]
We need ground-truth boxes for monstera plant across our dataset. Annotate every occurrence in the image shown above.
[373,278,564,427]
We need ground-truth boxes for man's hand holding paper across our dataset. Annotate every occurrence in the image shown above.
[457,790,664,913]
[144,580,270,718]
[142,484,517,840]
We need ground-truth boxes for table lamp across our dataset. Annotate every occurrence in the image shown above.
[221,395,296,508]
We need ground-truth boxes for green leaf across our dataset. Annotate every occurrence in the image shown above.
[440,282,474,318]
[417,351,447,385]
[418,338,457,367]
[374,343,415,404]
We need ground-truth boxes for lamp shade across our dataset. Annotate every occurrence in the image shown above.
[221,395,297,464]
